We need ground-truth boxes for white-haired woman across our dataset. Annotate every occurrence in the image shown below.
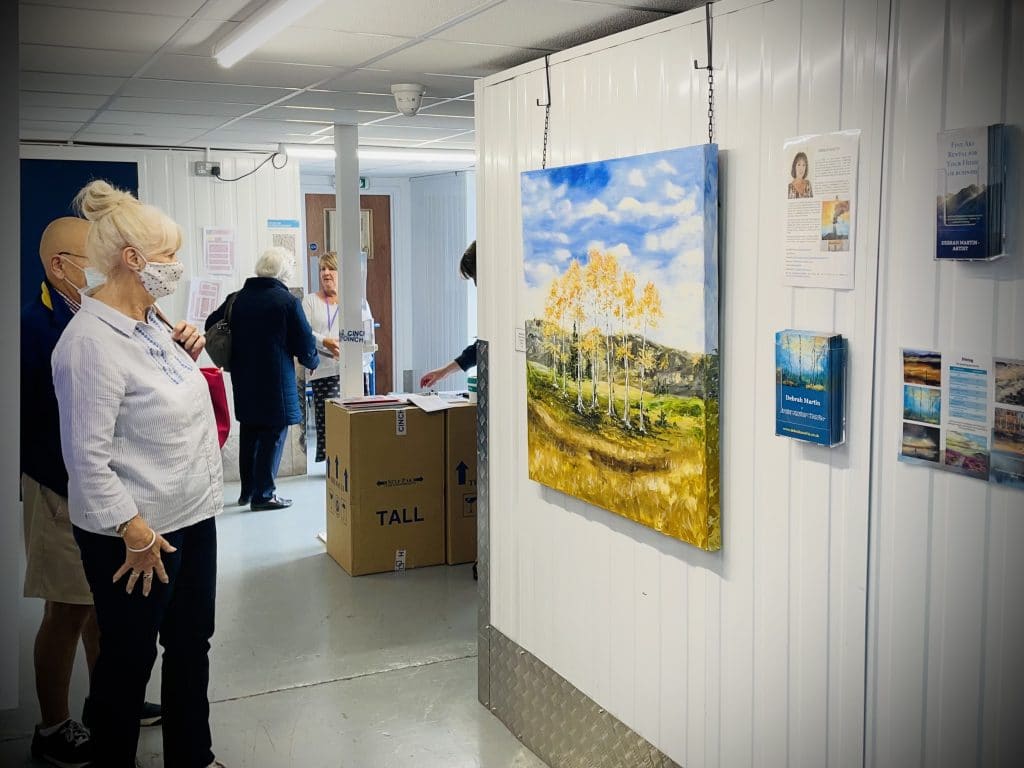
[51,180,226,767]
[205,247,319,511]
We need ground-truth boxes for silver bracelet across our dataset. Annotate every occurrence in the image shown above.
[125,529,157,553]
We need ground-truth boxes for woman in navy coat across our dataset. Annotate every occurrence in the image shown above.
[206,247,319,510]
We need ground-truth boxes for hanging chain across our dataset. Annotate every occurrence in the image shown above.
[707,64,715,144]
[538,55,552,169]
[542,101,551,169]
[694,1,715,144]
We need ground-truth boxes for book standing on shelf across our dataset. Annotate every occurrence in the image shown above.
[936,123,1007,261]
[775,330,847,447]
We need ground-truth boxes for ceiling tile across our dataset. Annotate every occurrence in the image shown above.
[358,124,464,141]
[570,0,694,11]
[20,72,126,95]
[368,114,475,131]
[251,106,365,123]
[21,0,205,14]
[21,44,150,77]
[436,0,667,48]
[21,105,98,123]
[109,96,262,118]
[319,69,478,99]
[195,0,262,23]
[370,39,549,77]
[142,54,334,89]
[287,91,400,111]
[247,29,408,68]
[296,0,492,38]
[20,5,186,53]
[91,111,229,130]
[21,91,109,110]
[121,79,297,104]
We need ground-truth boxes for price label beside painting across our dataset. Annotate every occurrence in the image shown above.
[899,348,1024,490]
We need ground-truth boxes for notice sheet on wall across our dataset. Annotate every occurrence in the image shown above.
[782,130,860,289]
[187,279,222,326]
[898,348,1024,490]
[203,227,234,276]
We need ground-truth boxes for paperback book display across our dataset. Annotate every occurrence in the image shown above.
[775,330,847,447]
[899,349,1024,490]
[936,123,1007,261]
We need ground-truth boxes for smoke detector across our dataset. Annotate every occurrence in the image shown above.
[391,83,426,116]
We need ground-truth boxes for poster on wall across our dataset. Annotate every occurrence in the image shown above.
[782,130,860,289]
[187,279,222,326]
[898,348,1024,489]
[268,218,301,281]
[520,145,720,551]
[935,123,1007,260]
[203,227,235,275]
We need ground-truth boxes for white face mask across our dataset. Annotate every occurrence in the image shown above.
[135,252,185,299]
[59,256,107,291]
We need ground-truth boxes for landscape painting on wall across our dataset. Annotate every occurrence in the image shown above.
[520,145,720,551]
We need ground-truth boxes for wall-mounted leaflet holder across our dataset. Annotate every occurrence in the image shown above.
[936,123,1008,261]
[775,330,848,447]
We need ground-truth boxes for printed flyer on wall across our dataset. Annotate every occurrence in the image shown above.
[782,129,860,290]
[203,227,234,275]
[935,123,1007,261]
[898,348,1024,490]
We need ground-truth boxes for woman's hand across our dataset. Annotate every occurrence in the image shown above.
[112,517,177,597]
[172,321,206,361]
[323,337,341,359]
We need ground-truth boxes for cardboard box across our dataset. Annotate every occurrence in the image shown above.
[444,403,478,565]
[325,402,445,576]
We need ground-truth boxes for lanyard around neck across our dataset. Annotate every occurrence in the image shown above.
[323,294,339,332]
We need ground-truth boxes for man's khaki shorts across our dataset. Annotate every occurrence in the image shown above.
[22,474,94,605]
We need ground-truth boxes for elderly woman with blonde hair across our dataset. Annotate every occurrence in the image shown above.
[300,250,342,463]
[205,246,319,511]
[52,180,226,767]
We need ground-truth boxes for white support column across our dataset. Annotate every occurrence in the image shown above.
[333,125,364,397]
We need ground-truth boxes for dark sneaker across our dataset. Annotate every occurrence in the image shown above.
[138,701,162,727]
[250,495,292,511]
[236,494,250,506]
[31,719,92,767]
[83,697,162,728]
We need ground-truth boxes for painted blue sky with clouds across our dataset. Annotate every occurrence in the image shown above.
[521,146,718,353]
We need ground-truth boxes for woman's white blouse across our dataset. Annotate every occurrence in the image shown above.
[301,291,341,380]
[52,293,224,535]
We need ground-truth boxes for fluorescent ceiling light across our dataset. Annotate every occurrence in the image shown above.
[284,145,476,164]
[214,0,327,68]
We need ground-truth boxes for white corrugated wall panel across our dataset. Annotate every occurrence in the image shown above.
[476,0,889,764]
[409,172,473,390]
[867,0,1024,766]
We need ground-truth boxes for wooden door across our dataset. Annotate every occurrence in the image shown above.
[303,192,393,394]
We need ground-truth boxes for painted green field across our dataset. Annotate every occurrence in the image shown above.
[527,362,720,550]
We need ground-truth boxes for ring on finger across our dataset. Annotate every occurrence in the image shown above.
[142,571,153,580]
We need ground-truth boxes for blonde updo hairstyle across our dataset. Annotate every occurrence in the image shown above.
[73,180,183,275]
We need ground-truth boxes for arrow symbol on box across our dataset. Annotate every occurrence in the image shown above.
[456,461,468,485]
[343,469,349,492]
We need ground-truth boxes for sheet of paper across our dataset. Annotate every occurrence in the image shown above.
[407,393,459,413]
[782,130,860,289]
[203,227,234,275]
[186,279,222,326]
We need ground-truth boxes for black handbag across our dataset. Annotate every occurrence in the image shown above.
[205,292,237,371]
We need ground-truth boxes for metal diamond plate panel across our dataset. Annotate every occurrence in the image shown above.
[476,340,491,707]
[487,630,681,768]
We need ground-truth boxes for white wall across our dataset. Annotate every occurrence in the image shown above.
[475,0,889,765]
[867,0,1024,766]
[410,172,476,390]
[1,0,21,711]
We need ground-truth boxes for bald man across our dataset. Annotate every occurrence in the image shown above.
[21,217,159,767]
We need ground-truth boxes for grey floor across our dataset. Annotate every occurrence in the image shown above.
[0,460,545,768]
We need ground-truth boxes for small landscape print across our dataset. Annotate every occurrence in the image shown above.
[994,359,1024,406]
[990,450,1024,489]
[902,422,940,463]
[903,384,941,425]
[820,199,850,252]
[903,349,941,387]
[992,407,1024,457]
[943,430,989,480]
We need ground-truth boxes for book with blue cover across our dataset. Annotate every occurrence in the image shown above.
[936,123,1007,261]
[775,330,847,447]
